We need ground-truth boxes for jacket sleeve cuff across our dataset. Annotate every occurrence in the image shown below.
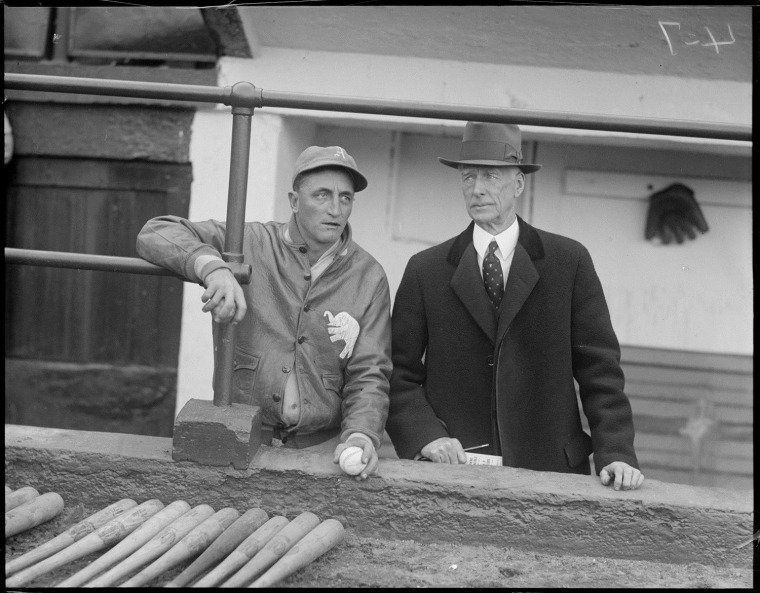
[197,256,231,285]
[341,430,379,450]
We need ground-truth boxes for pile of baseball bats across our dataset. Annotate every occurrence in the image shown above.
[5,486,345,588]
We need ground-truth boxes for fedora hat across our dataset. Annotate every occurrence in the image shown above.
[438,122,541,174]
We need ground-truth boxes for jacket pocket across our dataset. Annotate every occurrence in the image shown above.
[232,351,260,405]
[321,374,344,398]
[563,431,593,469]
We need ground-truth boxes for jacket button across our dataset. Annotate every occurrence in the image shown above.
[304,274,312,281]
[486,355,494,366]
[303,304,310,312]
[282,366,290,373]
[272,394,281,402]
[298,336,306,344]
[299,246,307,254]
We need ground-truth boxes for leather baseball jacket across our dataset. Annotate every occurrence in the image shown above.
[136,215,392,448]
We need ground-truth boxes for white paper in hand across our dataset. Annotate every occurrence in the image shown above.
[464,452,503,466]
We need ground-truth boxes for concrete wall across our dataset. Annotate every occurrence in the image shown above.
[4,424,754,569]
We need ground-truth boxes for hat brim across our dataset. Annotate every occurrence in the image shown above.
[298,160,368,192]
[438,157,541,174]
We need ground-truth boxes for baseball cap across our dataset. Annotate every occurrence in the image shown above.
[292,145,368,192]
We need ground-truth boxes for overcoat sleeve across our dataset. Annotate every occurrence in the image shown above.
[386,255,450,458]
[571,245,639,471]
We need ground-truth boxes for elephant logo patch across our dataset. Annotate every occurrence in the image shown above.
[324,311,359,359]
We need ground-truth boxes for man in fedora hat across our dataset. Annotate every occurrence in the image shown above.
[386,122,643,490]
[137,145,391,481]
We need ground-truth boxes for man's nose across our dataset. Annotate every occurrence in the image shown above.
[326,195,341,215]
[473,174,487,194]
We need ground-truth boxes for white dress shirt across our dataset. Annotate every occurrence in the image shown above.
[472,219,520,288]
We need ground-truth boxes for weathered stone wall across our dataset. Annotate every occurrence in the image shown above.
[4,424,753,568]
[5,360,176,437]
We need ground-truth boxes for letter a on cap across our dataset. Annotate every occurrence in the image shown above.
[334,147,347,159]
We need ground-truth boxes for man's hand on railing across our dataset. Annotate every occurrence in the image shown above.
[201,268,247,324]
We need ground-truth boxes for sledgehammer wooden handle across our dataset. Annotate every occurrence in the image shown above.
[5,492,64,538]
[5,498,137,577]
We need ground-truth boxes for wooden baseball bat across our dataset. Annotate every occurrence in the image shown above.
[5,499,164,588]
[5,498,137,577]
[165,507,269,588]
[118,507,240,587]
[54,500,191,588]
[81,503,214,588]
[250,519,345,588]
[5,492,64,538]
[220,512,320,588]
[5,486,40,513]
[191,515,289,588]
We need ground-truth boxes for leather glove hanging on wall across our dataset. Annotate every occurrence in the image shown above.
[645,183,709,244]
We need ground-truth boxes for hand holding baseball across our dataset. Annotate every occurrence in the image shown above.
[333,435,378,481]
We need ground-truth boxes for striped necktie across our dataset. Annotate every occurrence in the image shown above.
[483,240,504,309]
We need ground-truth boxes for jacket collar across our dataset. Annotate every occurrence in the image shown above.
[447,216,544,267]
[448,216,542,344]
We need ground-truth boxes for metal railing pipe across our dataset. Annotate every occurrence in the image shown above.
[260,89,751,143]
[5,73,751,142]
[4,247,178,277]
[213,83,257,408]
[4,247,253,284]
[5,73,228,104]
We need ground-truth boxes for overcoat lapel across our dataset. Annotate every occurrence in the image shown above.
[449,231,497,343]
[496,238,539,344]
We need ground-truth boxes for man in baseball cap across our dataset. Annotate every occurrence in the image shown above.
[292,145,368,192]
[387,122,644,491]
[138,144,391,481]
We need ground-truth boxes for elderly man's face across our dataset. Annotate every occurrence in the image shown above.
[289,168,355,257]
[460,165,525,234]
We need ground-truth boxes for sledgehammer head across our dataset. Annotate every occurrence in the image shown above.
[172,399,262,469]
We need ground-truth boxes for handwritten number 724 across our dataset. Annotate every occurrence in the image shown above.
[659,21,735,55]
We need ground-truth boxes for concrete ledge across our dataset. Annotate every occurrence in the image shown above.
[4,424,753,568]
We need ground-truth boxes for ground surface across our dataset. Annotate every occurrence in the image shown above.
[4,503,753,589]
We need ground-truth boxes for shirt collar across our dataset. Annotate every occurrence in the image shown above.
[472,219,519,259]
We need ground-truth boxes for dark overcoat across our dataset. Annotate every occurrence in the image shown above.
[386,217,639,474]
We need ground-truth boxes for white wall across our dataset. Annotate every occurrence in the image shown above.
[174,49,751,416]
[532,144,752,356]
[219,48,751,127]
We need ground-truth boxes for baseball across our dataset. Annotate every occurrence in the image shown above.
[339,446,367,476]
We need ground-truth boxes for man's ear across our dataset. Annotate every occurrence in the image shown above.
[288,191,299,212]
[514,171,526,197]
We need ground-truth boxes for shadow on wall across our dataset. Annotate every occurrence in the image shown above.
[4,359,177,437]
